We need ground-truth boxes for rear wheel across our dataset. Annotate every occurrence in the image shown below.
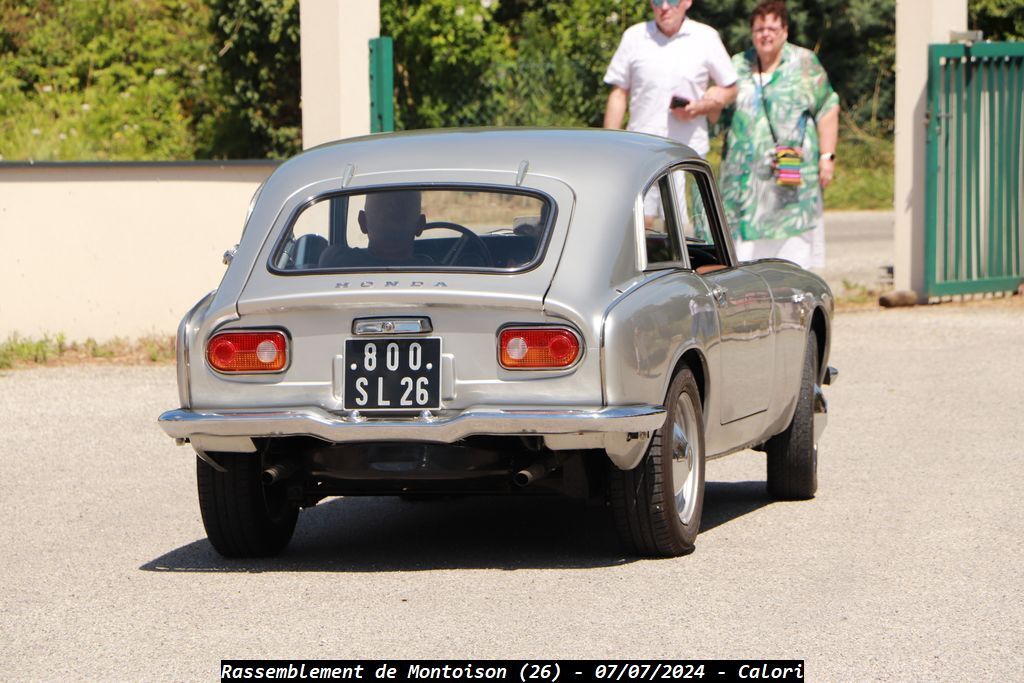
[609,367,705,557]
[196,452,299,557]
[766,334,819,500]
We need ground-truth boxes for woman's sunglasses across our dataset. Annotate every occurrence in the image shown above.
[651,0,685,8]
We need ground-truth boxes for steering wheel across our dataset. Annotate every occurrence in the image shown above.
[421,221,493,267]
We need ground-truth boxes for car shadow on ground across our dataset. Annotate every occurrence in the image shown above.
[700,480,774,533]
[140,480,773,573]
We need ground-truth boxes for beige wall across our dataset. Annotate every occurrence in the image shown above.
[0,163,277,340]
[299,0,380,148]
[894,0,967,298]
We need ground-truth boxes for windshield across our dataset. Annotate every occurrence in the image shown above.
[272,187,552,273]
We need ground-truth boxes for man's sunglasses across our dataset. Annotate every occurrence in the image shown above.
[651,0,685,8]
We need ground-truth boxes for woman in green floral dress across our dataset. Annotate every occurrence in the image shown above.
[721,0,839,269]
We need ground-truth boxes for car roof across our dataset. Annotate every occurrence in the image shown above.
[271,127,699,192]
[237,129,710,299]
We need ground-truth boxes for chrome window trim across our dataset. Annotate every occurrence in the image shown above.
[691,165,737,268]
[637,170,687,273]
[638,158,735,272]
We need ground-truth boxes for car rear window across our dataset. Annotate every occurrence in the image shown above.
[272,187,552,273]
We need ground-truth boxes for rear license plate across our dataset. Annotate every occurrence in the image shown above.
[344,338,441,411]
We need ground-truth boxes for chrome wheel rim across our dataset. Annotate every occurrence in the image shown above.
[670,392,701,525]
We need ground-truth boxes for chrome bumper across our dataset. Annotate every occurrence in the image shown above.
[158,405,667,444]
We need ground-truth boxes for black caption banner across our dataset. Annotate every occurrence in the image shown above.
[220,660,804,683]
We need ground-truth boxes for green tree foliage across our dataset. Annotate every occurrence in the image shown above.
[970,0,1024,40]
[380,0,654,129]
[381,0,515,129]
[511,1,650,127]
[0,0,216,160]
[0,0,302,160]
[4,0,1021,160]
[203,0,301,158]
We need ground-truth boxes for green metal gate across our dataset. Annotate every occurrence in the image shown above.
[369,36,395,133]
[925,42,1024,297]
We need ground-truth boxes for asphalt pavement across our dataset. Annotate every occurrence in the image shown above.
[1,291,1022,680]
[1,210,1019,680]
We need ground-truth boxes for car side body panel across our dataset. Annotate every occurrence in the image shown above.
[702,266,776,425]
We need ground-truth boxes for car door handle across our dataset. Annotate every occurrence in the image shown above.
[710,285,728,305]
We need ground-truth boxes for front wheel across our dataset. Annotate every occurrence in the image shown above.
[766,334,819,500]
[609,367,706,557]
[196,452,299,557]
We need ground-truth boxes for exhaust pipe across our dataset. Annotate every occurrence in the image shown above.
[262,461,297,486]
[514,462,548,488]
[512,450,569,489]
[514,453,569,488]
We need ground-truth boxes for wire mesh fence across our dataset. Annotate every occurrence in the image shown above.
[393,58,610,130]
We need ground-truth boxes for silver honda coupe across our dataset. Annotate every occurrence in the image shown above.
[159,128,836,558]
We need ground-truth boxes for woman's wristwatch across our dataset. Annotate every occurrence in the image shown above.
[820,152,836,161]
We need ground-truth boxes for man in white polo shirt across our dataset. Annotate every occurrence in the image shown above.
[603,0,737,158]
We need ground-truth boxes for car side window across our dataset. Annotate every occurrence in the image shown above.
[669,168,727,273]
[671,169,713,246]
[275,199,331,270]
[641,174,684,267]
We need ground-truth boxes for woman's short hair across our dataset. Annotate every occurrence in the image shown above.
[750,0,789,27]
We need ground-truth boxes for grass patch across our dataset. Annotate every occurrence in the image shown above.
[0,332,66,368]
[824,131,893,211]
[834,279,887,311]
[0,333,175,369]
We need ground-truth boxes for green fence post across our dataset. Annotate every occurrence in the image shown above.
[369,36,394,133]
[925,44,942,297]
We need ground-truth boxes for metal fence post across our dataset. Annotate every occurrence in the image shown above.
[369,37,394,133]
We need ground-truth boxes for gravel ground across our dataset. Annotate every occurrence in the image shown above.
[1,300,1022,681]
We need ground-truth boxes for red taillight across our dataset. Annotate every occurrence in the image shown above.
[499,327,581,369]
[207,331,288,373]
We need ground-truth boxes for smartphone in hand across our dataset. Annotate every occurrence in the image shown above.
[670,96,691,109]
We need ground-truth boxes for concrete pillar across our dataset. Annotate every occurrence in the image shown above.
[893,0,966,298]
[299,0,380,148]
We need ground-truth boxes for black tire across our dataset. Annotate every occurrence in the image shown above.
[766,333,819,500]
[609,367,706,557]
[196,452,299,557]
